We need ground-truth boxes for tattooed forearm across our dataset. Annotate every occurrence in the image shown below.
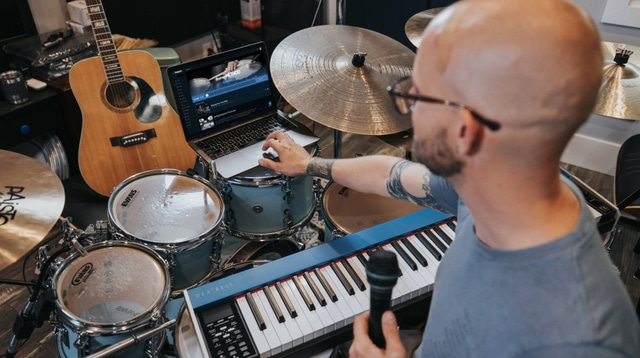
[385,159,445,210]
[306,157,336,180]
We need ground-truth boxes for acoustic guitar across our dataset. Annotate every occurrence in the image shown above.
[70,0,195,197]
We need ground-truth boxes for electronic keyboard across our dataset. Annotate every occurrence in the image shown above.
[184,208,455,357]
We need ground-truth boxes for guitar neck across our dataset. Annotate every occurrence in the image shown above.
[85,0,124,83]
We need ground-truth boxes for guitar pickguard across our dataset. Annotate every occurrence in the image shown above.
[130,76,163,123]
[101,76,163,123]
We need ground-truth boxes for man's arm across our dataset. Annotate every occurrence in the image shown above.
[259,131,436,207]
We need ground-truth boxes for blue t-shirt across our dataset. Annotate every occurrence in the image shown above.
[416,174,640,358]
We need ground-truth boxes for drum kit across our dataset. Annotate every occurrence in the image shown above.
[4,6,640,357]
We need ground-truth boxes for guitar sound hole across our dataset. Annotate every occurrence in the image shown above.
[105,81,136,109]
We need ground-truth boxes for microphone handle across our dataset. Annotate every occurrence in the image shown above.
[368,289,392,349]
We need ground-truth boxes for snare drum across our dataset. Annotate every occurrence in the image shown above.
[52,241,170,357]
[108,169,225,293]
[219,165,316,240]
[321,182,423,241]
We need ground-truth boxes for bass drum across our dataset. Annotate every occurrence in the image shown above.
[321,182,423,241]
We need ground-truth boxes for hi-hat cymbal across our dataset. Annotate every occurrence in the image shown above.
[405,8,445,48]
[595,42,640,120]
[0,150,65,270]
[270,25,414,136]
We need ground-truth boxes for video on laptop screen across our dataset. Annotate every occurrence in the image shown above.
[169,44,276,140]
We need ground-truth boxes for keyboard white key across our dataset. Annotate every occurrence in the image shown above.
[236,296,270,357]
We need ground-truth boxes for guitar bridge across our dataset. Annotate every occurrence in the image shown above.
[110,129,157,147]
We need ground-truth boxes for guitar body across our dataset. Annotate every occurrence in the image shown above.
[70,50,196,196]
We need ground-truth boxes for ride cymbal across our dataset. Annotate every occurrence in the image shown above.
[405,8,445,48]
[595,42,640,120]
[0,150,65,270]
[270,25,414,135]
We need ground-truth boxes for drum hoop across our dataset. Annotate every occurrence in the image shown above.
[107,169,225,249]
[51,241,171,335]
[223,143,318,187]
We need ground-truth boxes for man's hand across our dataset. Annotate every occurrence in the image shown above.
[258,130,312,176]
[349,311,407,358]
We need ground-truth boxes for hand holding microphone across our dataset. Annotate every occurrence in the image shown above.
[366,249,401,349]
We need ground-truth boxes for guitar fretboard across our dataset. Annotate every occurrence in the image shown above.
[86,0,125,83]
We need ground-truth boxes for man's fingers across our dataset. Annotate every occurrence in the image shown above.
[381,311,403,354]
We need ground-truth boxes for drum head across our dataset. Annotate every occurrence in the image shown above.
[109,170,223,245]
[54,243,169,327]
[323,183,422,234]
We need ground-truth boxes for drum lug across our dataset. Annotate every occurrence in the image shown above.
[332,229,344,240]
[283,209,293,228]
[74,331,89,356]
[282,178,293,204]
[55,324,70,349]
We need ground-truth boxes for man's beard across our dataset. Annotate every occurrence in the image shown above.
[412,128,463,177]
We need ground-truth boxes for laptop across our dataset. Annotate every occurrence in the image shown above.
[167,41,319,178]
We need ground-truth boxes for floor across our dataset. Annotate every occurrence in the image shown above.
[1,111,638,357]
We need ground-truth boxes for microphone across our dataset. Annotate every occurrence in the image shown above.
[366,249,400,349]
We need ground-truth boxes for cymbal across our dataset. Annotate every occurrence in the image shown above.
[270,25,414,136]
[594,42,640,120]
[405,8,445,48]
[0,150,65,271]
[377,129,414,152]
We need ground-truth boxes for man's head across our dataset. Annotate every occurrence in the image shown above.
[409,0,603,178]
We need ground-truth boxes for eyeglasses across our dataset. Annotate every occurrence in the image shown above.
[387,76,501,131]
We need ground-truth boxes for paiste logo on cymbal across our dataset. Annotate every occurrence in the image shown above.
[0,186,25,226]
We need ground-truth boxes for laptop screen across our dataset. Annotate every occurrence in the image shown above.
[168,42,278,141]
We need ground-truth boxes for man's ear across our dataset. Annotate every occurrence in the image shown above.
[456,109,483,156]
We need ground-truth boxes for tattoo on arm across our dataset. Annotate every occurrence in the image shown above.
[386,160,444,209]
[306,158,336,180]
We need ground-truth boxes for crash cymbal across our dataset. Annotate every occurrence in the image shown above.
[0,150,64,270]
[405,8,445,48]
[270,25,414,136]
[594,42,640,120]
[377,129,414,152]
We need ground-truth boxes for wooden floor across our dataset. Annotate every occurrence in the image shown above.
[1,113,639,357]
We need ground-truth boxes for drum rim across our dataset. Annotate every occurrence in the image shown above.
[51,240,171,335]
[222,143,318,187]
[107,169,225,248]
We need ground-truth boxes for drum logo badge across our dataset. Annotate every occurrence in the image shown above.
[71,263,94,285]
[120,189,139,207]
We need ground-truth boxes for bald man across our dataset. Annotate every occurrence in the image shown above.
[259,0,640,356]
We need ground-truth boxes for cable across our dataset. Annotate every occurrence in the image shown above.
[311,0,324,27]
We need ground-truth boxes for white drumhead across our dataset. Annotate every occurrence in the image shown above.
[54,244,169,326]
[109,170,223,244]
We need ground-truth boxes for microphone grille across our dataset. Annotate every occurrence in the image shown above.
[366,250,400,287]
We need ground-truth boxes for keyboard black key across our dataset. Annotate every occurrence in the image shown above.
[415,231,442,261]
[446,220,457,231]
[341,259,366,291]
[314,268,338,302]
[275,282,297,318]
[331,262,355,295]
[400,237,428,267]
[303,272,327,306]
[425,229,448,253]
[391,241,417,271]
[293,275,315,311]
[264,286,285,323]
[246,292,266,330]
[356,252,368,267]
[433,225,453,246]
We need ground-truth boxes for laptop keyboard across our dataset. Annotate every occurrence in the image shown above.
[197,116,297,159]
